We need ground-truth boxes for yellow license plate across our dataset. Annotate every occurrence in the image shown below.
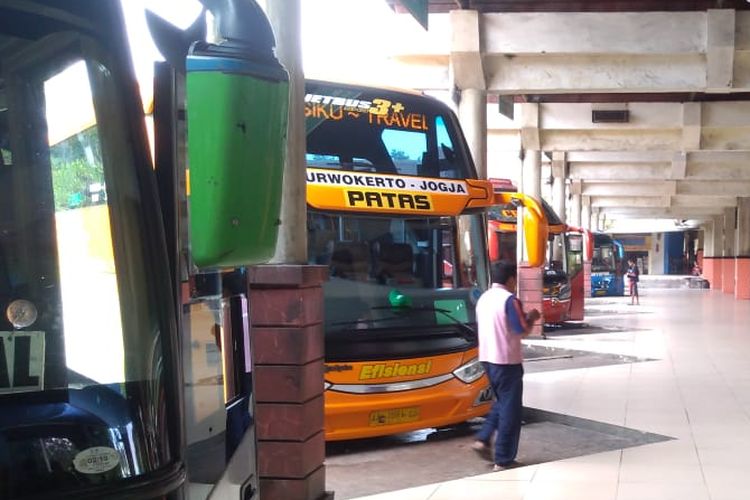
[368,407,420,427]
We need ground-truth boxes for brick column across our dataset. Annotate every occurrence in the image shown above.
[248,265,330,500]
[722,258,735,294]
[583,261,592,298]
[736,259,750,300]
[703,258,720,290]
[518,265,543,337]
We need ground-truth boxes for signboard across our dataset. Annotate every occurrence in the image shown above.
[0,331,45,394]
[306,167,493,216]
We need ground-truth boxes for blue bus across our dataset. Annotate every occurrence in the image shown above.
[591,233,625,296]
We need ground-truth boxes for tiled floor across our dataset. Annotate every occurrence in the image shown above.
[353,289,750,500]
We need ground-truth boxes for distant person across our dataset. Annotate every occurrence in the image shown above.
[471,260,540,471]
[626,258,640,305]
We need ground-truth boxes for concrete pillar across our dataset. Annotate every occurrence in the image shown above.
[552,152,566,223]
[522,149,542,200]
[581,196,591,231]
[704,217,723,290]
[248,266,328,500]
[590,207,600,233]
[458,88,487,178]
[570,195,582,228]
[268,0,307,264]
[570,180,582,227]
[722,206,737,294]
[736,198,750,300]
[517,103,542,336]
[259,3,327,499]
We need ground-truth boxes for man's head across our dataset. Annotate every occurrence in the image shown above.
[628,258,635,265]
[490,260,517,289]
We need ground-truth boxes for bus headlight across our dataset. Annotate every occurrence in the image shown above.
[453,358,485,384]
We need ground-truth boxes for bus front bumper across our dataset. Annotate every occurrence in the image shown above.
[324,375,492,441]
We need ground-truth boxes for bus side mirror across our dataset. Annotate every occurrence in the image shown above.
[186,6,289,268]
[520,204,548,268]
[493,193,549,268]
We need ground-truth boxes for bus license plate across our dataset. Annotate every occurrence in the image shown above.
[369,407,420,427]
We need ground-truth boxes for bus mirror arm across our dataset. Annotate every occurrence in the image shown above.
[493,192,549,268]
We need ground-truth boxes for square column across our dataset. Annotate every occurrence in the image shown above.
[703,218,723,290]
[522,149,542,200]
[736,198,750,300]
[581,196,591,231]
[457,88,488,179]
[722,207,737,294]
[552,152,567,223]
[248,265,329,500]
[570,182,582,228]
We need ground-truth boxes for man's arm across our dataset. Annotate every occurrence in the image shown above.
[506,296,541,338]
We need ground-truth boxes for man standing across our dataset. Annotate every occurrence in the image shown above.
[626,258,640,305]
[471,261,540,471]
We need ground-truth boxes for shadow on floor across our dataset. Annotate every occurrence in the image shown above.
[326,408,673,499]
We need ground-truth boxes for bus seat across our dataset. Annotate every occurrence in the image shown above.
[377,243,415,284]
[330,241,370,281]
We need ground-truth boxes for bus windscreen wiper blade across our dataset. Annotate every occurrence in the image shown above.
[370,305,477,341]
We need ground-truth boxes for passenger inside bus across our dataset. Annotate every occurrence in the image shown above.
[376,242,415,285]
[330,241,370,281]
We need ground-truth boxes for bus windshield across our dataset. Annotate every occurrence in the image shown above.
[593,245,618,273]
[305,81,474,180]
[308,212,485,336]
[305,81,488,347]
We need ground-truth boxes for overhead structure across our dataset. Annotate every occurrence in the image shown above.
[379,0,750,295]
[381,0,750,225]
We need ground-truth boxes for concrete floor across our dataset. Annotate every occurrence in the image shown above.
[344,288,750,500]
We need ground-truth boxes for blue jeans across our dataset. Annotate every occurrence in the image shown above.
[475,362,524,465]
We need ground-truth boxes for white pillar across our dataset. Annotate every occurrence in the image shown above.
[570,194,582,227]
[724,206,737,257]
[522,149,542,200]
[704,220,716,257]
[581,196,591,231]
[591,207,600,232]
[736,198,750,299]
[268,0,306,264]
[738,198,750,256]
[458,88,487,179]
[552,151,566,223]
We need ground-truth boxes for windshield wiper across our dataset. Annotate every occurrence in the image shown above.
[370,305,477,341]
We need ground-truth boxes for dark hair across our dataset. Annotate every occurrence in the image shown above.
[490,260,517,285]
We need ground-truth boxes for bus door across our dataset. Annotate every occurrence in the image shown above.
[565,231,585,321]
[0,10,183,498]
[543,227,571,324]
[613,239,626,295]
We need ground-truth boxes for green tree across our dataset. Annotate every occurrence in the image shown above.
[49,126,104,211]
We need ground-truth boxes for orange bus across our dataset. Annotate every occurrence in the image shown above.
[304,81,546,440]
